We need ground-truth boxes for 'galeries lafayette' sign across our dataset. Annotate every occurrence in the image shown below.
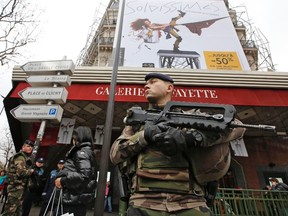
[11,83,288,106]
[95,86,218,99]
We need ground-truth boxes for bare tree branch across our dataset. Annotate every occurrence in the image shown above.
[0,123,15,169]
[0,0,41,66]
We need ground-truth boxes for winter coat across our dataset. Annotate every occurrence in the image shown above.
[273,182,288,191]
[28,166,46,193]
[57,142,97,206]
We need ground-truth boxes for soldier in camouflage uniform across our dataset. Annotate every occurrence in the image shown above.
[110,73,246,216]
[2,140,34,216]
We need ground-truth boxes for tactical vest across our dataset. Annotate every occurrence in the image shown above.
[128,108,231,195]
[131,147,204,195]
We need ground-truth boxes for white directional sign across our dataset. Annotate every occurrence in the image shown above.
[21,60,75,75]
[10,104,63,122]
[18,87,68,104]
[26,75,72,87]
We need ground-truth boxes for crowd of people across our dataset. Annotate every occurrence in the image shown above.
[1,126,98,216]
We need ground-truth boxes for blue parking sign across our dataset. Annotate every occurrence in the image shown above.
[49,108,57,115]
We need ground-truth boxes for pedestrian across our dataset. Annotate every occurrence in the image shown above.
[39,159,65,216]
[104,181,113,213]
[22,157,46,216]
[2,139,34,216]
[0,170,7,201]
[270,178,288,191]
[55,126,97,216]
[269,178,288,216]
[0,169,8,214]
[110,72,246,215]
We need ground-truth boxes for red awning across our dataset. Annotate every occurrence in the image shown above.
[10,82,288,106]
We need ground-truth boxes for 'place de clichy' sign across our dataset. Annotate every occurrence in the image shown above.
[18,87,68,104]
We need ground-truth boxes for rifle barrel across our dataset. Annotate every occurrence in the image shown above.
[230,122,276,132]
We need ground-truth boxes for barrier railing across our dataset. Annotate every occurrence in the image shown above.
[212,188,288,216]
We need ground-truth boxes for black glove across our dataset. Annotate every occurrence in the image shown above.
[184,130,207,148]
[154,127,208,156]
[143,122,168,144]
[154,126,187,156]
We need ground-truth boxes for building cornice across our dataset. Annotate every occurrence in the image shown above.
[12,66,288,89]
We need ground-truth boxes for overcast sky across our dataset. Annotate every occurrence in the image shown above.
[0,0,287,123]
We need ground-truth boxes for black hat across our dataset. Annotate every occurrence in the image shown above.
[145,73,174,83]
[36,157,45,163]
[58,160,65,164]
[24,139,34,147]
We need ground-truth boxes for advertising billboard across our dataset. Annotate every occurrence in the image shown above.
[119,0,250,70]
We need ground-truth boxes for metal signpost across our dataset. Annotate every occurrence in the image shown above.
[94,0,125,215]
[11,59,75,163]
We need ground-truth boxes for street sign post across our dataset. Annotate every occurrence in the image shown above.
[10,104,63,122]
[18,87,68,104]
[25,75,72,87]
[13,59,75,164]
[21,60,75,75]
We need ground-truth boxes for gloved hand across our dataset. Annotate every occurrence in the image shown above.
[154,126,187,156]
[184,130,207,148]
[143,121,168,144]
[154,127,208,156]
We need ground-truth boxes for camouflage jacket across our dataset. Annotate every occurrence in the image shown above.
[110,107,245,212]
[6,151,33,192]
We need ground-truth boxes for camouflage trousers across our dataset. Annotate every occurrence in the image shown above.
[127,206,214,216]
[2,188,25,216]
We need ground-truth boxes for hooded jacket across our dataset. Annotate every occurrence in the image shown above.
[57,142,97,205]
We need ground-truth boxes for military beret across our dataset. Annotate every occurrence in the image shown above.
[145,73,174,83]
[24,139,34,147]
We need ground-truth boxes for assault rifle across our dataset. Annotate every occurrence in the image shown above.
[124,101,276,132]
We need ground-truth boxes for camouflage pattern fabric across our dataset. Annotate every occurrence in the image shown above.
[129,192,208,212]
[2,151,33,216]
[127,205,213,216]
[110,107,245,213]
[2,188,25,216]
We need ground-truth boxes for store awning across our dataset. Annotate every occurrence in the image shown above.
[10,82,288,106]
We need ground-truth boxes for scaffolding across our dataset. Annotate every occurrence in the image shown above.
[228,3,276,71]
[76,0,112,66]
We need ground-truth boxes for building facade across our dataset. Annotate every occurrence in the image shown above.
[3,0,288,210]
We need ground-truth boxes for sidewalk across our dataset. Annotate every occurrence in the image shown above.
[30,206,118,216]
[0,202,118,215]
